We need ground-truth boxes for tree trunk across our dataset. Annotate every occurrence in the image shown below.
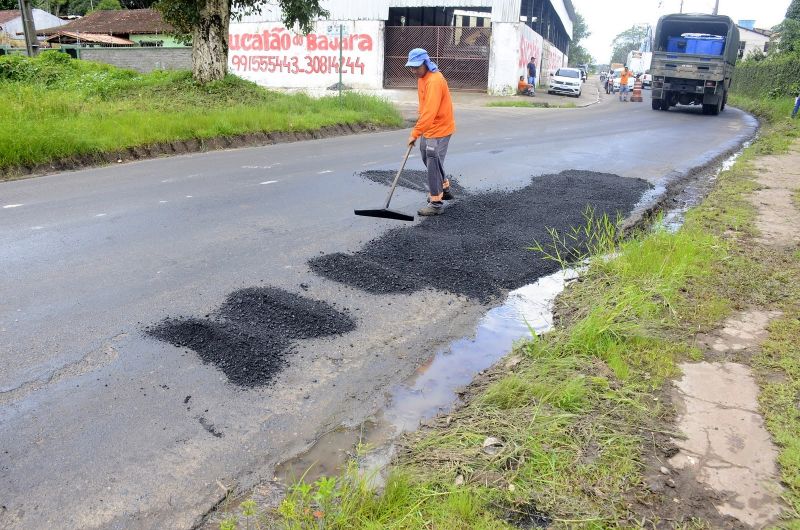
[192,0,230,83]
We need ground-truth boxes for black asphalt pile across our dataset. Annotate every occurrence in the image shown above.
[147,287,355,386]
[360,169,467,195]
[311,171,651,302]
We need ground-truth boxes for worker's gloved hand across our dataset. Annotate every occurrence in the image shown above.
[407,135,416,147]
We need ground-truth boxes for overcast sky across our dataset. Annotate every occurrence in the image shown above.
[570,0,790,63]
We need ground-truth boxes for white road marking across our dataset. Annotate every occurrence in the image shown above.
[159,200,168,203]
[260,180,278,185]
[243,163,281,169]
[474,142,483,146]
[3,204,22,209]
[504,137,514,140]
[95,213,107,217]
[185,195,193,198]
[30,226,43,230]
[317,170,332,174]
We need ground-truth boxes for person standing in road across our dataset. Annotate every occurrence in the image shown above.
[405,48,456,216]
[619,67,634,102]
[792,90,800,119]
[527,56,537,95]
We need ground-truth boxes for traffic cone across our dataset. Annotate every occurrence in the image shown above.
[631,78,643,102]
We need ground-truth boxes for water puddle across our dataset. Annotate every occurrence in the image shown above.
[659,144,748,232]
[276,268,579,486]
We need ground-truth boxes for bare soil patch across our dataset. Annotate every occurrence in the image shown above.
[751,144,800,247]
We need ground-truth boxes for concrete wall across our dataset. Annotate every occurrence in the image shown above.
[77,47,191,72]
[540,39,566,85]
[228,19,384,89]
[739,27,770,58]
[488,22,545,95]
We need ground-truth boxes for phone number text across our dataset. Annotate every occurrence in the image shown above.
[230,55,366,75]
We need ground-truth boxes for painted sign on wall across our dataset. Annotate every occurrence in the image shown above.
[540,40,566,85]
[228,20,384,89]
[518,24,544,84]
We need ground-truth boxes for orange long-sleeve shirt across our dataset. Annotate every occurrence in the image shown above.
[412,71,456,140]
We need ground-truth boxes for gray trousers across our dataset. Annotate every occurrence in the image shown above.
[419,135,451,201]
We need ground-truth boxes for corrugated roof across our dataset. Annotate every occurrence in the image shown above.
[43,30,135,45]
[40,9,173,35]
[0,10,21,25]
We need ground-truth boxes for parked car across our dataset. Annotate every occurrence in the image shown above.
[548,67,583,97]
[641,73,652,88]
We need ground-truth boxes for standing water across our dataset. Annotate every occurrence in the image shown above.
[276,268,579,485]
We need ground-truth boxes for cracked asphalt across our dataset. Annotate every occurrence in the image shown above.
[0,88,756,529]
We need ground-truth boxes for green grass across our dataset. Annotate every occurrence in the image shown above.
[486,100,577,109]
[0,51,401,173]
[214,89,800,530]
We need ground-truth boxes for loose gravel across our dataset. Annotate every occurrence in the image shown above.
[147,287,355,387]
[360,169,467,196]
[311,171,651,302]
[148,171,649,386]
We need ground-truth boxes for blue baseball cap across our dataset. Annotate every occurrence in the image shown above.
[405,48,429,67]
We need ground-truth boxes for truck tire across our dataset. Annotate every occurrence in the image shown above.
[652,99,662,110]
[660,99,670,111]
[721,91,727,112]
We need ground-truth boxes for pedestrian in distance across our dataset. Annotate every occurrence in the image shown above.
[527,56,537,95]
[792,90,800,119]
[619,66,634,102]
[405,48,456,216]
[518,75,534,96]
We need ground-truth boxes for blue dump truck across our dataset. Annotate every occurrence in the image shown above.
[650,13,740,115]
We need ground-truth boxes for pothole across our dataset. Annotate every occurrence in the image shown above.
[313,170,650,302]
[146,287,355,387]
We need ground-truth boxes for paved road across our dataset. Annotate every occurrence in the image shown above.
[0,88,756,529]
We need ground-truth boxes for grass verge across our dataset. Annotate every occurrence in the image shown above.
[486,100,577,109]
[215,95,800,528]
[0,51,402,174]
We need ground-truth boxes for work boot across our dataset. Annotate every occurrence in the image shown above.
[418,202,444,216]
[442,187,454,200]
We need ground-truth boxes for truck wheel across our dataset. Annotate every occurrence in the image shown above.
[651,99,662,110]
[660,99,670,111]
[721,91,727,112]
[710,97,722,116]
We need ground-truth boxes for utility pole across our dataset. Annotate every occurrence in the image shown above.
[680,0,684,13]
[17,0,38,56]
[712,0,720,15]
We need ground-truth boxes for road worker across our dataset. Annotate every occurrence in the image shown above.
[405,48,456,216]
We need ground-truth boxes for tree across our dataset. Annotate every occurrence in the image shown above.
[157,0,328,84]
[89,0,122,11]
[568,11,593,68]
[610,24,649,65]
[787,0,800,21]
[0,0,17,9]
[773,0,800,54]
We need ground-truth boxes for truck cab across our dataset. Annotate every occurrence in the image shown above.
[650,14,739,115]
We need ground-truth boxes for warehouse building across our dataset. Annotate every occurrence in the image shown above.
[229,0,575,94]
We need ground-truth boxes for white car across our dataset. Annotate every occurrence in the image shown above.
[548,68,582,97]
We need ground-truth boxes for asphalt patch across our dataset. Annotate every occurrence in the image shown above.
[359,169,467,196]
[147,287,355,387]
[311,171,651,302]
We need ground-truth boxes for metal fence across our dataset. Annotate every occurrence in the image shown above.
[384,26,491,90]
